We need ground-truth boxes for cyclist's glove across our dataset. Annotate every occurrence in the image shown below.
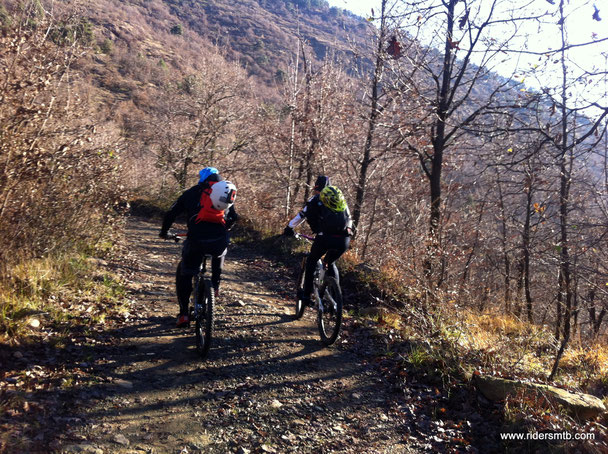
[283,226,295,237]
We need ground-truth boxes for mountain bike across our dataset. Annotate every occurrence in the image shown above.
[168,232,214,359]
[294,233,343,346]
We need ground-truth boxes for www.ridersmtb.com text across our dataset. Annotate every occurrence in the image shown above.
[501,432,595,441]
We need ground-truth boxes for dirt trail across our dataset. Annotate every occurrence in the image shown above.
[56,217,474,454]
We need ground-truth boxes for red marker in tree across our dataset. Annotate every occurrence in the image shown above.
[386,36,401,58]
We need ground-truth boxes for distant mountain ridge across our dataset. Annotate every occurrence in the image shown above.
[168,0,370,82]
[86,0,370,86]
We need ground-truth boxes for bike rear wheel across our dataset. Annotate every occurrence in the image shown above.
[294,257,307,320]
[317,276,342,345]
[195,278,214,359]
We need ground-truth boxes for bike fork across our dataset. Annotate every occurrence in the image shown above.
[314,288,324,313]
[191,276,201,318]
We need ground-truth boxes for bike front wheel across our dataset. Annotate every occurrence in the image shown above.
[317,277,342,346]
[195,278,214,359]
[294,257,307,320]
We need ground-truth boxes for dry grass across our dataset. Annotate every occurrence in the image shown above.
[561,345,608,375]
[0,253,126,342]
[460,312,553,352]
[367,297,608,393]
[433,308,608,392]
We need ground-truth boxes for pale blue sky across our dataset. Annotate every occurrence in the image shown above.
[326,0,608,105]
[327,0,381,18]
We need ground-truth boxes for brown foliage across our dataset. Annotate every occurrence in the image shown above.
[0,2,126,269]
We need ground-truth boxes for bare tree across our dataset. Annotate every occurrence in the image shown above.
[351,0,392,234]
[142,53,252,190]
[0,1,124,268]
[387,0,549,291]
[534,1,608,379]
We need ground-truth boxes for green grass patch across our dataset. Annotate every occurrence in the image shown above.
[0,252,127,342]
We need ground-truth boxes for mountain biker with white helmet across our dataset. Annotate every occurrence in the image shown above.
[284,177,352,307]
[160,167,238,327]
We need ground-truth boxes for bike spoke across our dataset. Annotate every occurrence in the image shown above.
[195,279,214,359]
[317,278,342,346]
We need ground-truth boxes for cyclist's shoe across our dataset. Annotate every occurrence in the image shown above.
[176,314,190,328]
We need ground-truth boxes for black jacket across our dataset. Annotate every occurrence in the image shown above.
[288,194,353,236]
[287,195,323,233]
[161,182,238,239]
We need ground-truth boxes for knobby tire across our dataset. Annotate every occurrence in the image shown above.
[195,278,214,359]
[294,257,307,320]
[317,276,342,346]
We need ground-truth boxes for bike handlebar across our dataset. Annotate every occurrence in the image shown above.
[295,233,315,242]
[166,231,187,242]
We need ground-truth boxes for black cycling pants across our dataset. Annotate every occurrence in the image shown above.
[176,236,228,315]
[303,234,350,295]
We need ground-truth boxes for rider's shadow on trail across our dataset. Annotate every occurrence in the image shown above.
[77,355,388,438]
[81,328,371,412]
[221,309,292,326]
[61,290,401,443]
[90,306,346,386]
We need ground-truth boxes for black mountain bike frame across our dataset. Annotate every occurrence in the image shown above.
[294,233,343,345]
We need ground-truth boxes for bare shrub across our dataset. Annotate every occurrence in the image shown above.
[0,1,126,270]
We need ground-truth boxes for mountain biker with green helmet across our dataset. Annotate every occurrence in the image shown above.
[283,175,330,238]
[160,167,238,328]
[284,178,352,307]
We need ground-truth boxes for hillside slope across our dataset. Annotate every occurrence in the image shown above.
[165,0,369,81]
[83,0,369,90]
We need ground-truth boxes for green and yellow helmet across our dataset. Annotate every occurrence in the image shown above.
[320,186,347,212]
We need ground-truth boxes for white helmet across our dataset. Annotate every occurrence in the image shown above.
[210,180,237,211]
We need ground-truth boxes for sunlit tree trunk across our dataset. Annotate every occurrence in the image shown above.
[352,0,388,236]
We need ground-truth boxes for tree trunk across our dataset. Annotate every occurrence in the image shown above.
[523,185,533,323]
[177,157,191,190]
[424,0,457,290]
[458,200,485,300]
[550,1,573,380]
[285,40,301,218]
[352,0,387,235]
[572,272,579,339]
[360,194,379,261]
[515,253,524,319]
[589,305,606,337]
[496,175,512,313]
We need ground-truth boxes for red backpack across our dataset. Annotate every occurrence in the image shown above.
[194,182,225,225]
